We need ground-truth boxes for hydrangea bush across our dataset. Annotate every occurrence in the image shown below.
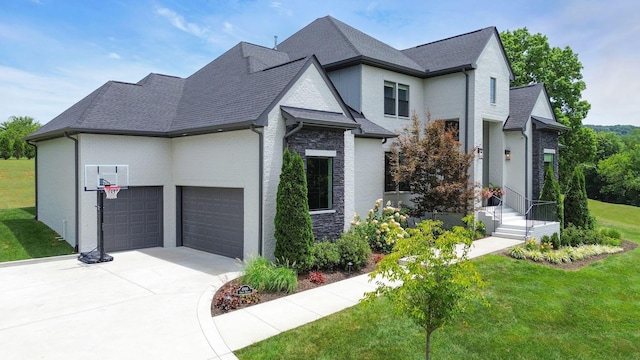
[351,199,408,253]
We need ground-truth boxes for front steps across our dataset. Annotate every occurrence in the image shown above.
[487,206,529,240]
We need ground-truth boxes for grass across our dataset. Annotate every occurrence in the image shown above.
[0,159,75,262]
[0,159,36,209]
[235,200,640,359]
[0,207,74,262]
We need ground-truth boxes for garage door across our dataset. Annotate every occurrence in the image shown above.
[181,187,244,258]
[102,186,163,252]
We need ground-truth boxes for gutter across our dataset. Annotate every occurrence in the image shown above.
[283,121,304,151]
[462,69,470,153]
[25,140,38,220]
[250,124,264,256]
[64,132,80,252]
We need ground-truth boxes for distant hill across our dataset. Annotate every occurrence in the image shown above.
[586,124,639,136]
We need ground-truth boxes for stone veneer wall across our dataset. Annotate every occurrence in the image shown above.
[531,126,559,200]
[286,127,345,241]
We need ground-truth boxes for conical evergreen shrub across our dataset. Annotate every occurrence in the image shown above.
[274,148,315,271]
[564,166,595,230]
[539,165,563,228]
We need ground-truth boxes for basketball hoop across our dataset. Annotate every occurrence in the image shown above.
[104,185,121,199]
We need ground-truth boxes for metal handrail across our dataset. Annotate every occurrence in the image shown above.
[504,186,557,239]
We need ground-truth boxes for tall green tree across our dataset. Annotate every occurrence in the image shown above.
[539,166,563,228]
[363,220,485,360]
[1,116,41,159]
[500,28,596,188]
[274,148,314,271]
[597,145,640,206]
[391,113,475,215]
[564,167,595,229]
[0,133,13,160]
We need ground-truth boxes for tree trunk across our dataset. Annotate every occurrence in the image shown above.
[426,330,431,360]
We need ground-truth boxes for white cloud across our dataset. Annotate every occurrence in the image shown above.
[156,7,208,38]
[270,2,293,16]
[108,52,121,59]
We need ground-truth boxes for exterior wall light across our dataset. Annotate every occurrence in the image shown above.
[477,147,483,159]
[505,149,511,160]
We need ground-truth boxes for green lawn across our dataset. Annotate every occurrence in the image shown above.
[236,200,640,359]
[0,160,75,261]
[0,207,74,262]
[0,159,35,209]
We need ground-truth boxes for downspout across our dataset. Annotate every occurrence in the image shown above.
[250,124,264,256]
[521,126,529,206]
[64,132,80,252]
[283,121,303,151]
[462,69,470,154]
[26,140,38,220]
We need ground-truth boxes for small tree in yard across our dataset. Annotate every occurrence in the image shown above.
[363,220,486,360]
[391,112,475,215]
[274,148,314,272]
[539,166,564,228]
[564,166,595,230]
[0,133,13,160]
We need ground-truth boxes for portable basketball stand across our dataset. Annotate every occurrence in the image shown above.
[78,165,128,264]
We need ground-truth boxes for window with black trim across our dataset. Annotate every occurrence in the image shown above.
[384,81,396,115]
[444,119,460,141]
[384,81,410,117]
[490,77,497,104]
[398,84,409,117]
[307,157,333,210]
[384,153,410,192]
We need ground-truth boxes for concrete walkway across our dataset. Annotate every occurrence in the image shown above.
[210,236,523,358]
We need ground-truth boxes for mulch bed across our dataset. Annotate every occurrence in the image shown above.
[211,253,381,316]
[500,240,637,271]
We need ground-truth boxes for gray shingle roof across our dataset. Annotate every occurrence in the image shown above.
[402,27,512,77]
[28,74,185,139]
[505,83,567,132]
[277,16,425,76]
[348,108,396,138]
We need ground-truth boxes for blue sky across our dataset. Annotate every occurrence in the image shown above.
[1,0,638,126]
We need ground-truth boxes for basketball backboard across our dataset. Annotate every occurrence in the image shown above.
[84,165,129,191]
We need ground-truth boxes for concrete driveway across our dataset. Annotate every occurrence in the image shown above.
[0,247,242,360]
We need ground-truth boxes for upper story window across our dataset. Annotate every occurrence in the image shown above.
[384,82,396,115]
[490,77,497,104]
[384,81,410,117]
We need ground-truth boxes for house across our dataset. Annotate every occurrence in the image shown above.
[27,16,564,260]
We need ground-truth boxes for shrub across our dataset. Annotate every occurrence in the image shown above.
[562,225,620,247]
[539,165,564,227]
[308,271,326,285]
[564,166,595,230]
[242,256,298,293]
[274,148,315,272]
[462,214,486,240]
[524,238,538,250]
[336,230,371,271]
[352,199,407,253]
[312,241,341,270]
[508,246,526,259]
[600,228,622,239]
[550,232,561,250]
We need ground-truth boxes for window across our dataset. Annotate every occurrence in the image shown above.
[384,81,410,117]
[307,157,332,210]
[544,153,554,172]
[444,119,460,141]
[384,81,396,115]
[398,84,409,117]
[384,153,410,192]
[490,77,497,104]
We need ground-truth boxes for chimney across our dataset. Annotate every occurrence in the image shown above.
[274,35,278,50]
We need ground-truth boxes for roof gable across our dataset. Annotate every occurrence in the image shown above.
[277,16,424,75]
[402,27,513,78]
[505,83,566,132]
